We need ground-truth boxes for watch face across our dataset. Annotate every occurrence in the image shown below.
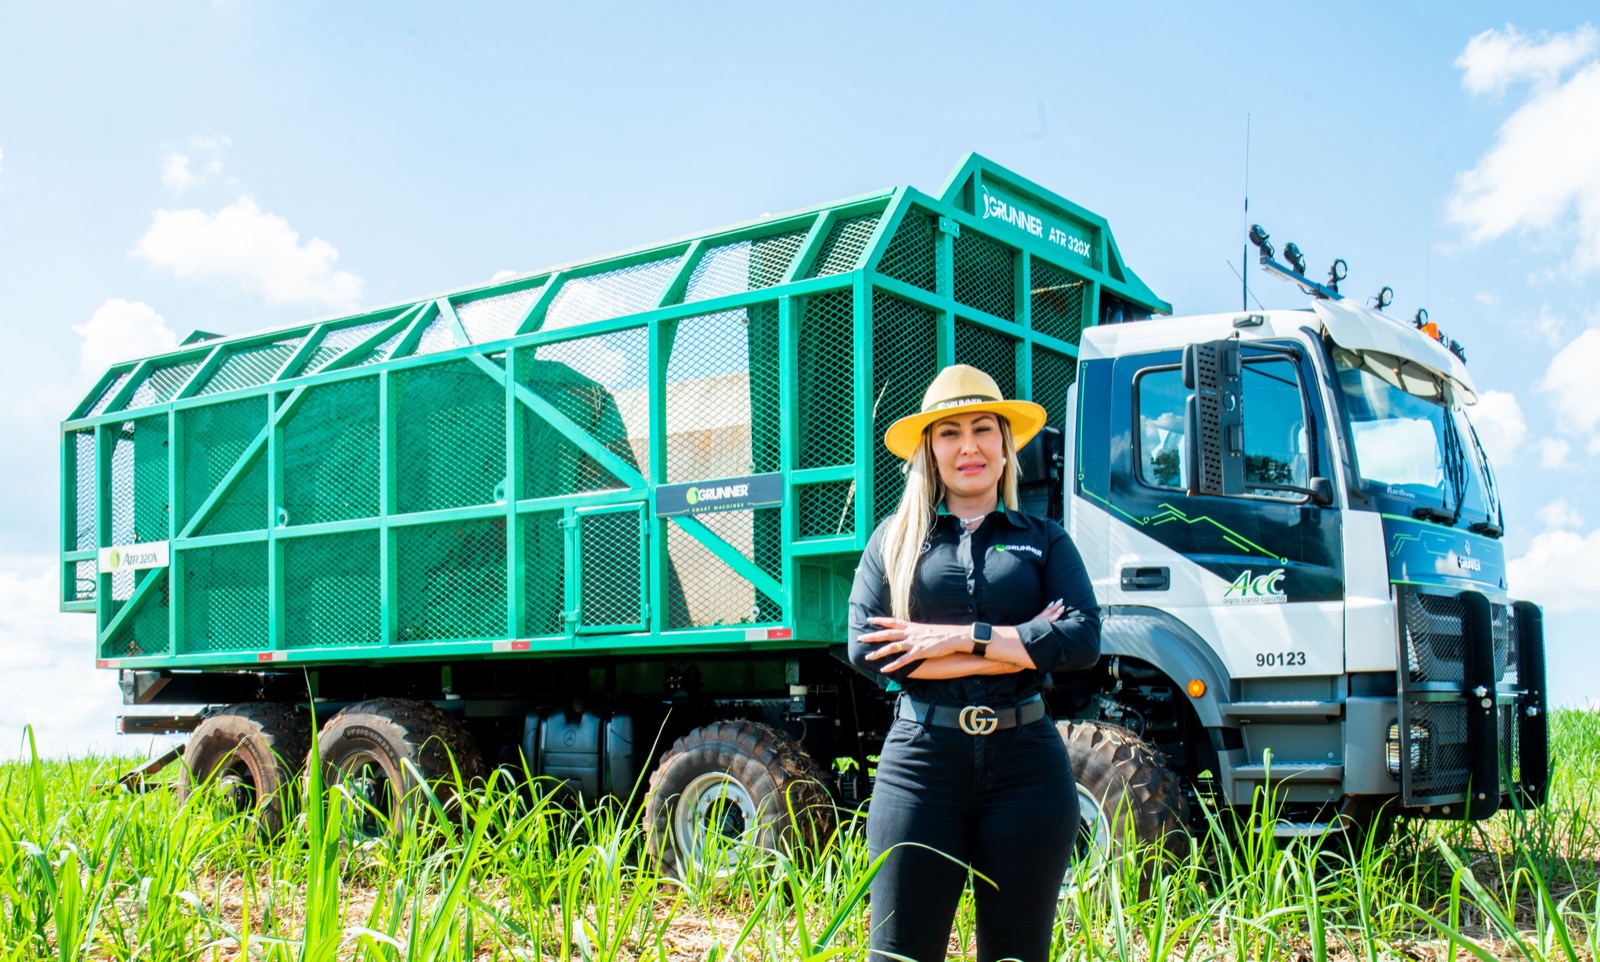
[974,622,993,641]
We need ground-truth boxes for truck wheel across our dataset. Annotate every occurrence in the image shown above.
[645,720,834,878]
[312,698,485,836]
[1059,719,1189,891]
[179,702,310,835]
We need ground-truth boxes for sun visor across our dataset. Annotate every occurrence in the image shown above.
[1312,300,1477,404]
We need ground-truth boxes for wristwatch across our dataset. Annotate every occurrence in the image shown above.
[970,622,993,657]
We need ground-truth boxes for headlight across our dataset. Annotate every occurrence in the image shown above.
[1386,720,1432,778]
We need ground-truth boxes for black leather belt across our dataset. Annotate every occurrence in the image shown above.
[897,694,1047,735]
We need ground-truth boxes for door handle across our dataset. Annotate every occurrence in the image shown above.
[1120,566,1170,591]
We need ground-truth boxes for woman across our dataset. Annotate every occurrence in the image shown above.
[847,364,1101,962]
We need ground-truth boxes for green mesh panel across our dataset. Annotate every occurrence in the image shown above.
[953,230,1016,321]
[104,573,169,658]
[72,430,96,550]
[798,481,856,539]
[665,310,760,482]
[85,371,131,417]
[180,397,268,535]
[684,228,809,302]
[348,327,409,367]
[578,508,644,629]
[520,326,648,495]
[875,210,938,291]
[284,531,381,648]
[304,318,394,373]
[396,360,506,513]
[411,315,459,357]
[396,518,508,641]
[954,322,1018,399]
[182,542,269,654]
[120,357,204,412]
[281,378,380,526]
[196,338,302,396]
[1030,259,1087,345]
[456,286,542,345]
[797,291,855,469]
[521,511,567,636]
[809,214,880,277]
[1031,346,1077,431]
[870,293,937,522]
[543,256,682,331]
[697,507,783,581]
[68,560,97,604]
[109,417,170,612]
[665,519,783,629]
[749,302,781,476]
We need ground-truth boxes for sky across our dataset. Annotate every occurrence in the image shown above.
[2,2,1598,756]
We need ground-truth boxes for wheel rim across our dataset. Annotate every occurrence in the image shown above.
[671,771,760,877]
[208,758,257,813]
[1061,783,1112,897]
[330,750,396,838]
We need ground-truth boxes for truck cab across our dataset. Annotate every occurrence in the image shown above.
[1068,298,1545,827]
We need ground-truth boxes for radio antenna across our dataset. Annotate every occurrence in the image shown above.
[1243,114,1251,312]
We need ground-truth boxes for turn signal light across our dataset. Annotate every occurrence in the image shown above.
[1186,679,1207,698]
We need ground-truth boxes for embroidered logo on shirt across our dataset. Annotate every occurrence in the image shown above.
[993,544,1043,558]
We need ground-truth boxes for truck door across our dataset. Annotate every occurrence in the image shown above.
[1102,345,1344,679]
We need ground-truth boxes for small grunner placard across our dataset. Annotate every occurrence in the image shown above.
[97,541,170,573]
[656,473,783,518]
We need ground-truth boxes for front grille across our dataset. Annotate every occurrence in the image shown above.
[1395,585,1516,809]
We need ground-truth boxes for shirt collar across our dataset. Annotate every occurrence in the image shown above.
[937,502,1029,530]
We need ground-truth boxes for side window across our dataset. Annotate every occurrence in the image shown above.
[1136,356,1312,499]
[1241,357,1310,499]
[1136,368,1187,490]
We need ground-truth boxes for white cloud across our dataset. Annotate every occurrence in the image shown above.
[72,299,178,383]
[161,151,200,192]
[187,131,232,151]
[1539,498,1584,530]
[1538,437,1571,468]
[491,269,519,283]
[1537,326,1600,436]
[1468,389,1526,464]
[1508,526,1600,612]
[131,195,363,310]
[1449,28,1600,271]
[1457,24,1598,95]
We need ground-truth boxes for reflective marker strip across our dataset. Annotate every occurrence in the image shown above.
[97,659,120,669]
[493,640,532,652]
[257,652,287,662]
[745,628,794,641]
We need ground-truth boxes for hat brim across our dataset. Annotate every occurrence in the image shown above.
[883,399,1049,460]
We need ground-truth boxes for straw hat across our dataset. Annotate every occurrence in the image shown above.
[883,364,1047,460]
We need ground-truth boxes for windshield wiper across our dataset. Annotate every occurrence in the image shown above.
[1439,404,1468,526]
[1469,520,1503,538]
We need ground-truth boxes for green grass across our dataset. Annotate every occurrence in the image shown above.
[0,712,1592,961]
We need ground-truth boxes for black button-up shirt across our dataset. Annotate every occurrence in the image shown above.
[846,507,1101,706]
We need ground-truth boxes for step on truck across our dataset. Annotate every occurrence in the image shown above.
[60,154,1547,868]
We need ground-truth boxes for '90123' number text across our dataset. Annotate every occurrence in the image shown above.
[1255,651,1307,668]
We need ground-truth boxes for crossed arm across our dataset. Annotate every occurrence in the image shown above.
[856,601,1065,678]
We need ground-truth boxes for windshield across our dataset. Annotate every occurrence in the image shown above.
[1334,348,1500,527]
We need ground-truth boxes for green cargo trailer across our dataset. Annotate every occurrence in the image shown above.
[62,153,1165,860]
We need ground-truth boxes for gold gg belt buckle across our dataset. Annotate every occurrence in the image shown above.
[958,704,999,735]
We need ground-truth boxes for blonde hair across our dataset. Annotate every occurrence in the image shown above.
[881,416,1021,620]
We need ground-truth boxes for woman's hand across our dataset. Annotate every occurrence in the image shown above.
[1033,598,1065,624]
[860,617,972,675]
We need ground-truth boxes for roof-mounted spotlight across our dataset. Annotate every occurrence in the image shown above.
[1413,308,1429,330]
[1327,258,1348,293]
[1374,286,1394,311]
[1248,224,1275,261]
[1283,242,1306,276]
[1448,339,1467,362]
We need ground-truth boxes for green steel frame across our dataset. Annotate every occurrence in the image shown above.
[59,154,1166,673]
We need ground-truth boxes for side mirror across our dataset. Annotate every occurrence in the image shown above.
[1183,338,1244,497]
[1307,477,1334,506]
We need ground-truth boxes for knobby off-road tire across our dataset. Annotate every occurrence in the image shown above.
[645,720,834,879]
[313,698,485,836]
[1059,719,1189,889]
[179,702,311,836]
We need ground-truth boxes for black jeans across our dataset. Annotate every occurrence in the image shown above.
[865,710,1078,962]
